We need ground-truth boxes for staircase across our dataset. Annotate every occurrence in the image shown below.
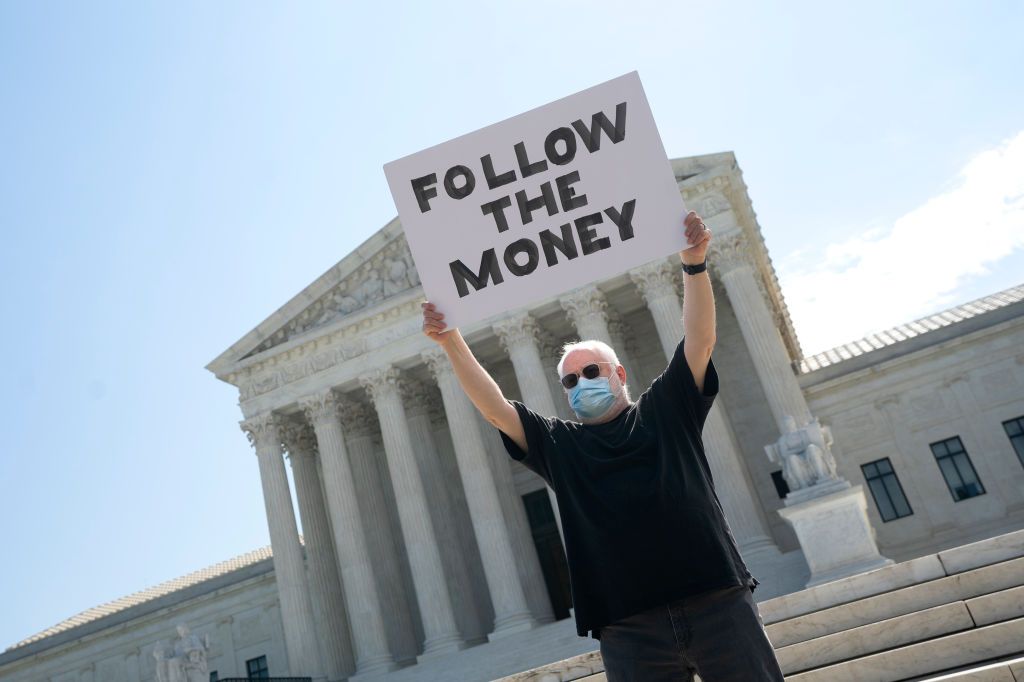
[493,528,1024,682]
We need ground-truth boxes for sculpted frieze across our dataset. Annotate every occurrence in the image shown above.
[237,303,418,402]
[245,236,421,359]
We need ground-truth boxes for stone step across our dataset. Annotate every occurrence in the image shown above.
[776,601,974,675]
[909,654,1024,681]
[776,580,1024,674]
[759,528,1024,626]
[766,556,1024,648]
[784,616,1024,682]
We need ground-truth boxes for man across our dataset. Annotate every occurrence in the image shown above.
[421,211,784,681]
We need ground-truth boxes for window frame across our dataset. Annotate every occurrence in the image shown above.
[1002,415,1024,469]
[860,457,914,522]
[929,436,986,502]
[246,654,269,680]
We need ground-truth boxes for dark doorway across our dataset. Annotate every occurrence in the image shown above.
[522,489,572,620]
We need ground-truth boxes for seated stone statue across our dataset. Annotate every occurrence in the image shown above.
[765,415,840,494]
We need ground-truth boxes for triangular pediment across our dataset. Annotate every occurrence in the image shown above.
[206,217,422,378]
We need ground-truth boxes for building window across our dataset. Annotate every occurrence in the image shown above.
[209,673,218,682]
[930,436,986,501]
[1003,416,1024,468]
[246,655,269,679]
[861,458,913,521]
[770,470,790,499]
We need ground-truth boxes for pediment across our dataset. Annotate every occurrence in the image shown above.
[206,217,422,376]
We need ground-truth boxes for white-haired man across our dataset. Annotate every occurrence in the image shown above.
[421,211,784,681]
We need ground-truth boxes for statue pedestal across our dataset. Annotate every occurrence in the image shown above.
[777,481,893,588]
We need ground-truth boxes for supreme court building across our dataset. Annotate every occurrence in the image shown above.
[3,152,1023,681]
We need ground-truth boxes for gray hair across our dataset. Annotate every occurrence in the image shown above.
[556,339,621,377]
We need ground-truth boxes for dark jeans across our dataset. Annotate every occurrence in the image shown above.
[598,584,785,681]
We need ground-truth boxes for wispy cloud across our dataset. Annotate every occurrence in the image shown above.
[777,131,1024,357]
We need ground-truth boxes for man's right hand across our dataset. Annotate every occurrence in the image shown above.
[421,301,452,345]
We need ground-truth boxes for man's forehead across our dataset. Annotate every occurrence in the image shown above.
[562,348,603,373]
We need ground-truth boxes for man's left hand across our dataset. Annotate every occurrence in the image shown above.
[680,210,711,265]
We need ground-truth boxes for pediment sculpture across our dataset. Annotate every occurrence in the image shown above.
[246,236,421,358]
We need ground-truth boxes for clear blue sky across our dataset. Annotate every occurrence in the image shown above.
[2,1,1022,649]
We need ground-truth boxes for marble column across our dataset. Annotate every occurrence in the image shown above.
[492,312,566,543]
[240,413,325,679]
[299,392,396,677]
[403,379,489,644]
[475,409,557,625]
[711,235,813,431]
[337,397,421,665]
[360,366,467,658]
[630,260,780,560]
[560,285,615,346]
[606,310,639,384]
[423,347,538,638]
[282,420,356,681]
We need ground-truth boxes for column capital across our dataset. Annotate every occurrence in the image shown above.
[708,232,753,274]
[560,285,608,327]
[606,309,633,350]
[422,346,452,380]
[401,377,435,418]
[299,390,341,428]
[335,396,378,439]
[240,412,284,454]
[280,419,318,461]
[359,365,402,406]
[492,312,539,352]
[629,259,679,304]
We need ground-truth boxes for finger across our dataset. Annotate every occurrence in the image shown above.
[424,310,444,321]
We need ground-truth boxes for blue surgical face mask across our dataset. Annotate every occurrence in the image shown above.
[569,375,619,419]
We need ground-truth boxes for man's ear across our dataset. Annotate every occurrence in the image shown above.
[617,365,627,383]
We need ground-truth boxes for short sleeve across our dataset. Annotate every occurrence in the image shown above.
[497,400,556,486]
[650,335,720,432]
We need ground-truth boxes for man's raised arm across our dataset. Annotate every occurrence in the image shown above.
[421,302,528,452]
[680,211,717,394]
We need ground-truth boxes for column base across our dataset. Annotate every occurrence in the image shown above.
[777,482,893,590]
[420,632,469,659]
[739,535,783,563]
[348,653,400,680]
[487,612,539,641]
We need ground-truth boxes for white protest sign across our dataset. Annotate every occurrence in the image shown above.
[383,71,689,330]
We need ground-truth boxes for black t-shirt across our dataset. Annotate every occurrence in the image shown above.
[498,335,759,639]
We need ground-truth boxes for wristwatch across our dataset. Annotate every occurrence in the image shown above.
[681,260,707,275]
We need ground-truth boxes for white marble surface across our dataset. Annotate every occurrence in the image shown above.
[767,556,1024,648]
[939,529,1024,575]
[786,617,1024,682]
[777,485,893,588]
[775,602,973,674]
[965,584,1024,627]
[759,554,945,625]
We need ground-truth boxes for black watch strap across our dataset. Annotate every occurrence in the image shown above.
[682,260,707,275]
